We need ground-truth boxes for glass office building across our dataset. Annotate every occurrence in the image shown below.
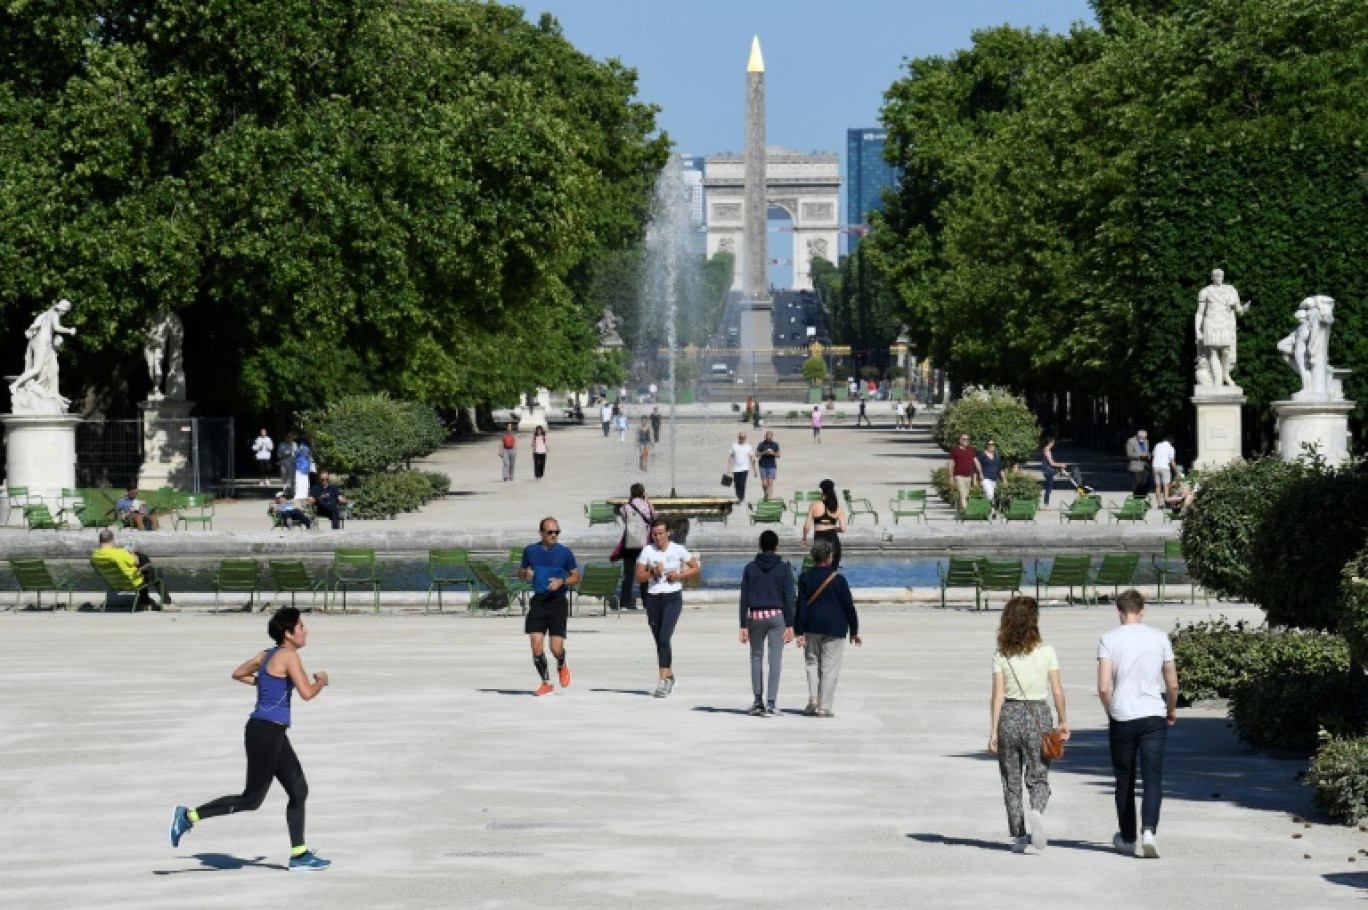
[846,129,899,252]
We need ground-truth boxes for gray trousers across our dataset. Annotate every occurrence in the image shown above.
[747,613,786,705]
[997,700,1053,837]
[501,448,516,480]
[803,634,845,710]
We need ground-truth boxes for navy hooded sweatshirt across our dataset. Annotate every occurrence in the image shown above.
[738,551,796,627]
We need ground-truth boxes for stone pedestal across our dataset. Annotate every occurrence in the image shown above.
[2,413,82,510]
[139,399,196,489]
[1273,398,1355,465]
[1191,389,1245,470]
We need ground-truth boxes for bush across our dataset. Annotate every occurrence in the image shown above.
[932,389,1040,467]
[1308,734,1368,824]
[992,470,1040,511]
[344,470,447,520]
[299,395,446,477]
[425,472,450,498]
[931,466,980,506]
[1169,617,1351,703]
[801,355,826,384]
[1224,633,1354,755]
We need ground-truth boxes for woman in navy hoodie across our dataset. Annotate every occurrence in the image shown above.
[739,529,796,716]
[795,541,862,717]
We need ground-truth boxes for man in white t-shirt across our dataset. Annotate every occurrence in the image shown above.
[600,402,613,438]
[1097,589,1180,859]
[1150,433,1177,508]
[724,431,757,503]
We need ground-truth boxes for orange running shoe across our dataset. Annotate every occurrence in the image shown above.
[535,682,554,696]
[558,665,571,688]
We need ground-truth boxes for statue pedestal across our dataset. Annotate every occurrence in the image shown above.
[2,413,82,512]
[139,399,196,489]
[1273,398,1355,465]
[1191,388,1245,470]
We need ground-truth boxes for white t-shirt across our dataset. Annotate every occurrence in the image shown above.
[993,644,1059,701]
[600,405,613,423]
[1097,623,1174,722]
[729,443,754,472]
[1151,440,1175,471]
[637,541,693,594]
[252,436,274,460]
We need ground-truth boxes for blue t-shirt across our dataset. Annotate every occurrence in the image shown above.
[978,451,1003,482]
[756,440,780,470]
[521,542,578,594]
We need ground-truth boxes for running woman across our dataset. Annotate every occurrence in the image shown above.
[519,517,580,696]
[635,518,700,697]
[169,607,331,871]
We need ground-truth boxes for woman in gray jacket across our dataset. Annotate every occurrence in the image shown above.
[739,529,795,716]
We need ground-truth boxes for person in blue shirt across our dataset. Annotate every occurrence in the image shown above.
[517,517,580,696]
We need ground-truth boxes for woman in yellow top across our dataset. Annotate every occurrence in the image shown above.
[989,595,1070,853]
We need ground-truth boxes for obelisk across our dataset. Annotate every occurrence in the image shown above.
[741,36,774,384]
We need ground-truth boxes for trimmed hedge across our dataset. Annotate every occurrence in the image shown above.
[1227,638,1355,755]
[345,470,448,520]
[299,395,446,477]
[932,389,1041,468]
[1308,734,1368,825]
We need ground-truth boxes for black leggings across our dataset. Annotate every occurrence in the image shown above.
[196,718,308,848]
[645,590,683,669]
[533,453,547,478]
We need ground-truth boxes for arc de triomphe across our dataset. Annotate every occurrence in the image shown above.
[704,149,841,293]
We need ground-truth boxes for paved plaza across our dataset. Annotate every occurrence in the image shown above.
[2,603,1365,909]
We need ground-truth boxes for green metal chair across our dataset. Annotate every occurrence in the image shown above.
[329,549,382,612]
[1152,538,1207,605]
[75,488,121,528]
[23,503,70,531]
[585,501,618,526]
[213,559,261,610]
[268,560,328,611]
[1109,497,1149,523]
[90,556,165,613]
[790,491,821,524]
[1001,498,1038,523]
[935,556,983,608]
[5,486,42,526]
[750,500,786,524]
[426,549,473,613]
[976,558,1024,611]
[9,558,75,611]
[1033,554,1092,603]
[469,560,529,614]
[574,564,621,616]
[174,493,215,530]
[888,489,927,524]
[58,487,85,517]
[957,496,994,523]
[842,489,879,525]
[1059,497,1102,523]
[1085,552,1142,604]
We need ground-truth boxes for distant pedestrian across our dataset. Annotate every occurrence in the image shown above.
[616,484,654,611]
[1151,432,1176,508]
[977,440,1004,501]
[636,519,700,697]
[532,425,548,480]
[948,433,979,512]
[637,418,652,471]
[990,596,1070,854]
[614,406,627,442]
[1098,589,1180,858]
[795,541,860,717]
[277,433,297,494]
[600,402,613,437]
[292,439,313,505]
[498,423,517,482]
[739,530,795,716]
[724,431,757,502]
[252,429,274,484]
[650,406,662,443]
[801,479,846,570]
[649,382,658,403]
[894,400,907,430]
[518,517,579,696]
[811,406,822,444]
[856,396,871,427]
[1125,430,1151,499]
[755,431,781,501]
[1041,436,1067,507]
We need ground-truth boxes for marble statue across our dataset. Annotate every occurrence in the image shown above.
[8,298,76,414]
[144,310,186,401]
[595,307,624,347]
[1194,269,1250,389]
[1277,295,1336,399]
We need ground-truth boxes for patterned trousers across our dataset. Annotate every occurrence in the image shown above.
[997,700,1054,837]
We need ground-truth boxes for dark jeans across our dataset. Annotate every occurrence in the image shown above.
[645,590,683,669]
[1109,715,1168,840]
[196,718,308,848]
[316,503,342,529]
[1042,470,1056,505]
[533,452,547,479]
[1130,470,1150,497]
[619,549,645,609]
[732,471,748,502]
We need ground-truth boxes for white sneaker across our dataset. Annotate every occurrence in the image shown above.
[1028,809,1047,851]
[1112,832,1136,855]
[1139,830,1160,858]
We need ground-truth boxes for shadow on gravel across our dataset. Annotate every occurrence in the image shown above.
[1324,872,1368,891]
[952,719,1316,817]
[906,833,1117,855]
[477,688,539,697]
[588,688,653,697]
[691,706,755,715]
[153,853,285,874]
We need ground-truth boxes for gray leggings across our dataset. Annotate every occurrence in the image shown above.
[747,613,786,704]
[997,700,1053,837]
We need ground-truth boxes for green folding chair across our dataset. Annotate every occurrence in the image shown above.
[213,559,261,610]
[268,560,328,612]
[90,556,166,613]
[1085,552,1142,604]
[426,549,473,613]
[889,489,927,524]
[329,549,382,612]
[936,556,983,608]
[842,490,879,525]
[574,564,621,616]
[750,500,786,524]
[469,560,529,614]
[1033,554,1092,603]
[9,558,75,611]
[975,559,1024,611]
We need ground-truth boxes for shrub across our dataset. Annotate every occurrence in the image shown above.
[992,470,1040,510]
[1308,734,1368,824]
[801,355,826,384]
[931,466,981,506]
[1170,616,1268,703]
[1226,634,1354,755]
[299,395,446,477]
[425,472,450,498]
[344,470,446,520]
[932,389,1041,467]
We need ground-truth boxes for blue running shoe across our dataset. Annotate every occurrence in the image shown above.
[170,805,193,847]
[289,850,332,872]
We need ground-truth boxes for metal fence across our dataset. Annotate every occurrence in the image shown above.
[75,417,235,494]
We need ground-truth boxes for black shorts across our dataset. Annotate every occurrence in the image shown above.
[524,591,569,638]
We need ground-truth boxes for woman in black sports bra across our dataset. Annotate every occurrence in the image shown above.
[801,479,847,569]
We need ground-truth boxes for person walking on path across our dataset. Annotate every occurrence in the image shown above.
[948,434,980,512]
[739,529,795,716]
[894,400,907,430]
[650,407,662,443]
[989,596,1070,854]
[795,541,860,717]
[614,405,628,442]
[635,519,700,698]
[532,425,549,480]
[801,479,847,570]
[724,431,757,503]
[169,607,331,872]
[856,396,871,427]
[755,431,781,501]
[977,440,1005,502]
[1041,436,1067,508]
[276,433,297,494]
[1125,429,1151,499]
[252,429,275,484]
[637,417,652,471]
[811,405,822,444]
[616,484,654,611]
[498,423,518,482]
[600,402,613,438]
[518,517,579,696]
[1098,589,1180,858]
[1151,432,1176,508]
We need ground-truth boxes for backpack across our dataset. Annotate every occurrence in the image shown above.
[623,501,653,549]
[295,445,312,473]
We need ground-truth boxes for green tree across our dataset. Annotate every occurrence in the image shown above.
[801,355,827,385]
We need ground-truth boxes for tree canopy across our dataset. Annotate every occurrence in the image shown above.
[0,1,668,421]
[871,0,1368,435]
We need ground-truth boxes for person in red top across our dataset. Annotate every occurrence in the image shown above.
[498,423,517,482]
[947,433,980,511]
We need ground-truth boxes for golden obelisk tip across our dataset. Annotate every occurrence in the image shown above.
[748,36,764,73]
